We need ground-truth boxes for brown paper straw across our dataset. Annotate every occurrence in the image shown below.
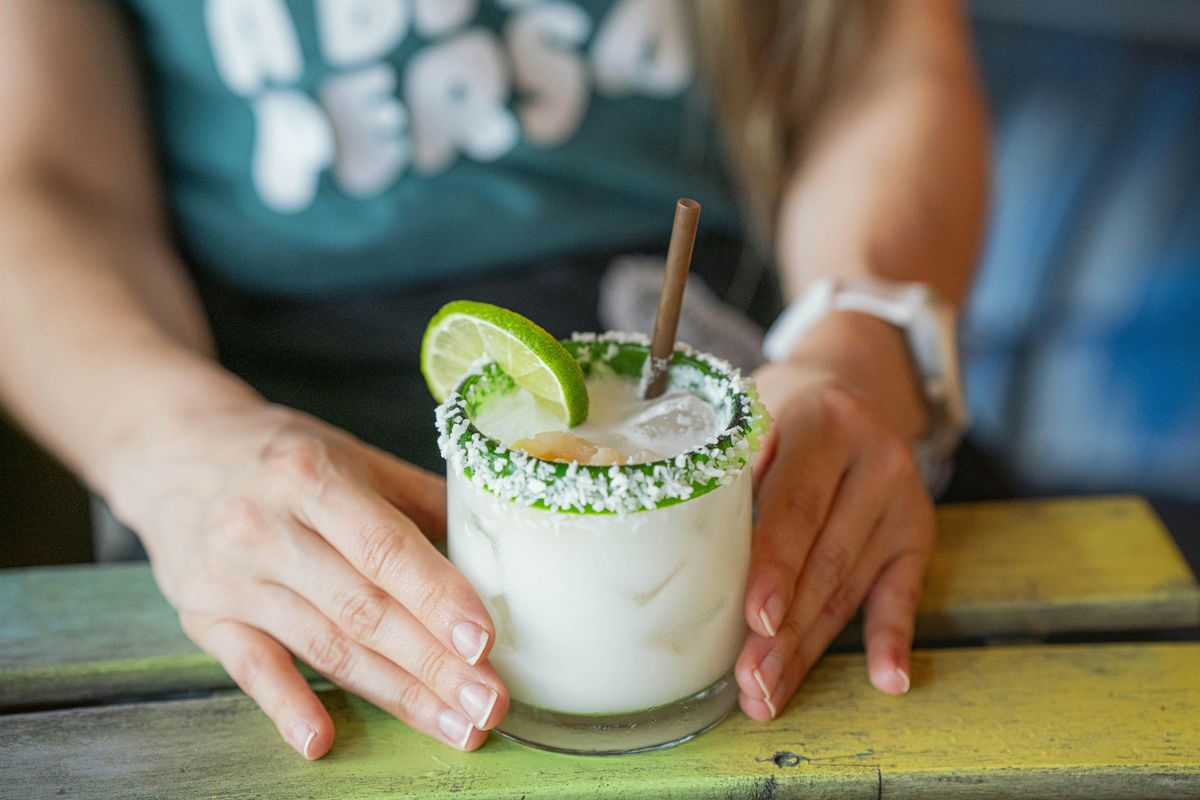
[643,198,701,400]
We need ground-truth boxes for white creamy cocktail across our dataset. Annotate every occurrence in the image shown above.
[436,332,768,753]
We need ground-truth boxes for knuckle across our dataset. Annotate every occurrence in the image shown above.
[416,645,451,688]
[820,382,868,425]
[261,429,331,486]
[822,582,862,625]
[881,569,924,611]
[306,630,354,678]
[336,586,390,643]
[357,525,410,584]
[414,579,452,625]
[395,679,428,721]
[781,490,826,536]
[876,435,917,482]
[777,611,805,646]
[809,542,853,589]
[230,648,273,698]
[210,496,268,554]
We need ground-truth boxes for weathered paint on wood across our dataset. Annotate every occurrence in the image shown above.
[918,495,1200,637]
[2,643,1197,799]
[0,563,235,708]
[1,497,1197,710]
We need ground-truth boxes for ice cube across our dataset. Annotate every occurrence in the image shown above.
[466,511,498,556]
[630,561,686,606]
[588,446,626,466]
[455,512,503,598]
[625,393,718,456]
[648,595,727,654]
[625,448,664,464]
[513,431,648,466]
[488,594,516,649]
[473,386,566,446]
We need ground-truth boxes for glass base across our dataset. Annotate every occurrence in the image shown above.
[494,673,738,755]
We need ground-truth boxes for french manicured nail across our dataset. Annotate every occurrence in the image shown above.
[758,595,784,637]
[291,722,317,759]
[751,669,778,719]
[459,683,499,728]
[452,622,490,666]
[438,708,474,749]
[752,652,785,719]
[757,652,784,695]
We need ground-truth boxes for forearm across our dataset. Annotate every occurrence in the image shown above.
[776,0,988,307]
[770,0,988,439]
[0,178,260,501]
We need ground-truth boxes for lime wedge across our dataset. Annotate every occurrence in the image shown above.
[420,301,589,426]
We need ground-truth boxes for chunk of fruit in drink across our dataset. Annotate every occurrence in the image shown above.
[512,431,630,466]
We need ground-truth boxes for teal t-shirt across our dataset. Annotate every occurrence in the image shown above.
[118,0,742,294]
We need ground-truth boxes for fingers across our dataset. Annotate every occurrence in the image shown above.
[183,614,333,760]
[744,426,852,641]
[246,584,489,751]
[294,470,495,669]
[862,553,923,696]
[277,524,508,731]
[360,444,448,539]
[736,482,934,720]
[863,485,933,695]
[736,546,880,721]
[777,453,893,647]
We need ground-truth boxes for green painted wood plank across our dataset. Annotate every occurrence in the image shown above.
[1,497,1197,709]
[2,643,1197,799]
[0,563,235,708]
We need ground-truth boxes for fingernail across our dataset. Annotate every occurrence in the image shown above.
[459,683,499,728]
[757,608,777,638]
[757,651,784,695]
[452,622,490,666]
[438,708,474,749]
[291,722,317,759]
[751,668,778,719]
[758,595,784,638]
[873,664,911,695]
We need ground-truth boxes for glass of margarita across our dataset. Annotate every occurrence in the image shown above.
[436,332,767,754]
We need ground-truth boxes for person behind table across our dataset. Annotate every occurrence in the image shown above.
[0,0,986,757]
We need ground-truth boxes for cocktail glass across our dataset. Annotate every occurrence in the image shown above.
[436,332,768,754]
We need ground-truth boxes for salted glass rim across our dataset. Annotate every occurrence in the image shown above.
[435,332,769,515]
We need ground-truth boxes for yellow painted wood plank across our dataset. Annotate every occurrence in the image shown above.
[920,496,1200,637]
[2,643,1197,799]
[1,497,1196,709]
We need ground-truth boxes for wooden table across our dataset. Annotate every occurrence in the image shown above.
[2,496,1198,798]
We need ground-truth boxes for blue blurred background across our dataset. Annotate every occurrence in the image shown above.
[963,0,1200,503]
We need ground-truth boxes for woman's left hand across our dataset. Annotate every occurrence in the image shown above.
[736,320,936,720]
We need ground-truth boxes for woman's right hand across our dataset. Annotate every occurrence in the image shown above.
[4,0,513,759]
[106,400,507,758]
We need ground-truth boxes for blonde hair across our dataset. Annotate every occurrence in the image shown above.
[693,1,877,253]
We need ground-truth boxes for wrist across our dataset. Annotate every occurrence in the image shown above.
[88,345,264,511]
[781,310,931,440]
